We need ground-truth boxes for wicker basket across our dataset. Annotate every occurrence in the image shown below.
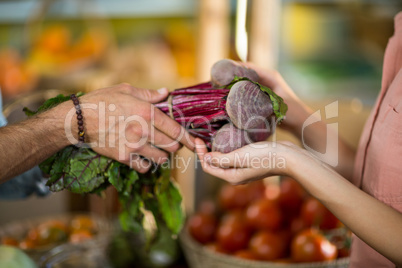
[180,227,349,268]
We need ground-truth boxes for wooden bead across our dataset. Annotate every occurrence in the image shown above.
[71,93,85,144]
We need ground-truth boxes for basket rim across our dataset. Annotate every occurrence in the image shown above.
[179,225,350,268]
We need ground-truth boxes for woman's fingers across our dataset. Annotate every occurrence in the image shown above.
[203,145,268,169]
[200,160,266,184]
[195,138,208,161]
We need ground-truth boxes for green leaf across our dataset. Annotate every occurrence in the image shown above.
[155,180,184,235]
[23,92,84,117]
[121,169,139,197]
[119,210,143,233]
[107,161,124,192]
[22,107,37,117]
[227,76,288,123]
[45,146,112,194]
[66,149,111,193]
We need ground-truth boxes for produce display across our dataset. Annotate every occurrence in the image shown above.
[0,215,99,250]
[23,59,287,245]
[187,177,351,263]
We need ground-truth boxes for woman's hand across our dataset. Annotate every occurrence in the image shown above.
[242,62,312,137]
[195,138,301,184]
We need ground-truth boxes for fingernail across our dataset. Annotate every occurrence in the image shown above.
[204,154,211,163]
[157,87,167,94]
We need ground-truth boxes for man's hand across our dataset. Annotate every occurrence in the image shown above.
[70,83,196,173]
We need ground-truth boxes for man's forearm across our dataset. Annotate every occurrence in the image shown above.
[0,101,74,182]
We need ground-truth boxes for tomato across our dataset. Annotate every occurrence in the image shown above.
[234,249,259,260]
[278,177,306,217]
[218,184,249,211]
[246,199,282,231]
[1,237,19,247]
[291,229,337,262]
[188,212,217,244]
[301,197,340,230]
[69,230,93,243]
[290,217,308,235]
[197,199,217,216]
[216,217,250,252]
[246,180,266,203]
[220,210,246,226]
[338,247,351,258]
[249,231,286,261]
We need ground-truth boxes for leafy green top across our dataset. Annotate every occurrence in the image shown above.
[24,94,184,243]
[227,76,288,123]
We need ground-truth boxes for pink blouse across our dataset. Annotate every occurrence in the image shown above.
[351,11,402,267]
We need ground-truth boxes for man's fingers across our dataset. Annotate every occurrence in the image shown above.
[135,143,169,165]
[149,128,182,153]
[152,107,196,151]
[125,154,152,174]
[130,86,169,104]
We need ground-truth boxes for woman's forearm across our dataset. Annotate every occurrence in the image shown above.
[0,101,74,182]
[287,100,356,181]
[288,149,402,265]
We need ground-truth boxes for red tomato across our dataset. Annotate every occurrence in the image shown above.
[197,199,217,215]
[291,229,337,262]
[246,199,282,231]
[246,180,266,203]
[249,231,286,261]
[219,184,249,211]
[188,213,217,244]
[220,210,246,226]
[301,197,339,230]
[290,217,308,235]
[338,247,351,258]
[278,177,307,216]
[216,218,250,252]
[234,249,259,260]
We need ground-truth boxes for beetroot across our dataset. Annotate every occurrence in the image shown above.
[211,123,251,153]
[226,80,273,130]
[211,59,259,87]
[154,59,287,153]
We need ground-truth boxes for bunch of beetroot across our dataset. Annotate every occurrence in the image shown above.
[155,59,288,153]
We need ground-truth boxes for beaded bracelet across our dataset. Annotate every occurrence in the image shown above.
[70,94,85,146]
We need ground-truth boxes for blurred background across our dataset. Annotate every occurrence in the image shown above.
[0,0,400,266]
